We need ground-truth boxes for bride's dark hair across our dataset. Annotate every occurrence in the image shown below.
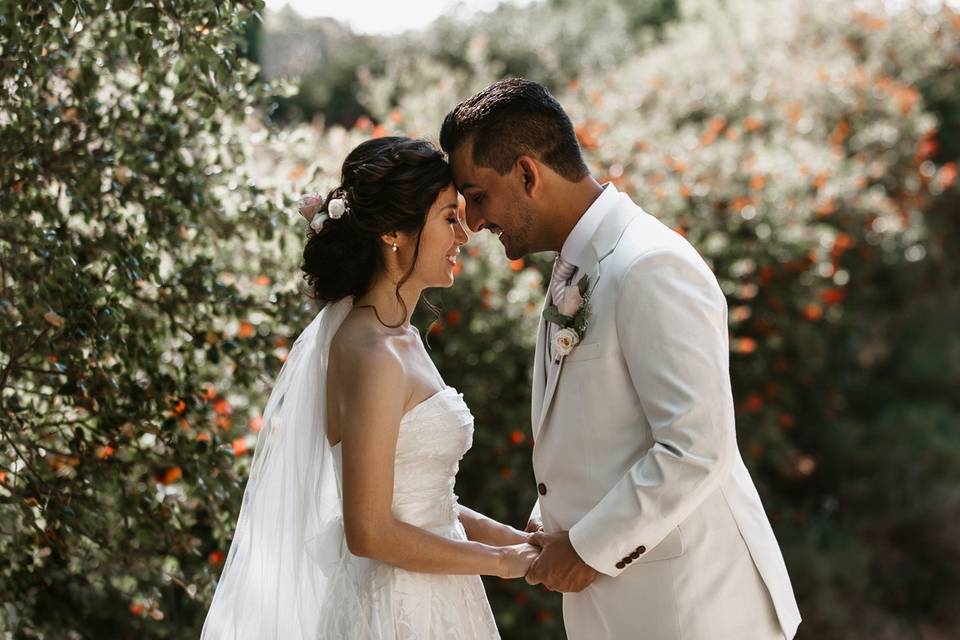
[301,137,453,324]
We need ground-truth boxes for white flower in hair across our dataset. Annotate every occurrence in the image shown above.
[328,197,346,220]
[309,213,329,232]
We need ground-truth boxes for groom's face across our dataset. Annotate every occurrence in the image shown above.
[450,140,538,260]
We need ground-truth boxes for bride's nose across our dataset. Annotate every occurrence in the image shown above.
[454,212,470,246]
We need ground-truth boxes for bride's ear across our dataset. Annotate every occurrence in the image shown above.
[379,231,402,253]
[515,155,541,199]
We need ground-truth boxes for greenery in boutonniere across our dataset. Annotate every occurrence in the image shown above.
[543,274,592,357]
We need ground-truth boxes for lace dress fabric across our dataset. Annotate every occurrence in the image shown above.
[318,387,501,639]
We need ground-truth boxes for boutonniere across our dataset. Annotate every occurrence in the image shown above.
[543,274,592,360]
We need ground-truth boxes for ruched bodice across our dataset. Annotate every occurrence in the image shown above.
[393,387,473,529]
[332,386,474,530]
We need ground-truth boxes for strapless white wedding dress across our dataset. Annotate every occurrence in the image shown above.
[319,386,501,639]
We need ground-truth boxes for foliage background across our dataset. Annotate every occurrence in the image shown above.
[1,0,958,638]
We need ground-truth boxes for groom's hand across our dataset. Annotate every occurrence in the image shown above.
[524,516,544,533]
[524,530,598,593]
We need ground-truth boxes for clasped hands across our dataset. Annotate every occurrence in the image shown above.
[521,517,599,593]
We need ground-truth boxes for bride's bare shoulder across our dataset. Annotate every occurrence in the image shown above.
[329,311,404,380]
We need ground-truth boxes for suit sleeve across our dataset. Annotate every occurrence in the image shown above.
[568,248,737,577]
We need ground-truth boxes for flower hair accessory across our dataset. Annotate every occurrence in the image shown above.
[298,193,348,232]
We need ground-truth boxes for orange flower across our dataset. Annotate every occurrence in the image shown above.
[815,199,837,217]
[802,304,823,321]
[666,156,687,174]
[232,437,248,456]
[0,471,6,484]
[214,398,232,416]
[371,124,387,138]
[831,233,855,256]
[250,415,263,433]
[445,310,462,326]
[208,550,226,567]
[237,322,255,339]
[129,602,145,617]
[161,466,182,485]
[575,126,598,151]
[813,170,831,190]
[707,115,727,133]
[736,337,758,354]
[196,432,212,443]
[171,399,186,416]
[510,430,526,445]
[730,196,753,212]
[509,259,525,272]
[937,162,957,189]
[204,385,217,401]
[452,260,463,277]
[354,115,372,131]
[428,322,444,337]
[820,288,845,306]
[778,414,797,429]
[829,119,851,148]
[743,116,763,133]
[750,174,766,191]
[743,392,764,413]
[96,445,116,460]
[255,275,271,286]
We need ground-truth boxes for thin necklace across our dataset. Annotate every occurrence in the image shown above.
[357,303,406,330]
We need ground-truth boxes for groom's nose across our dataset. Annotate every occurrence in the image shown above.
[464,204,486,233]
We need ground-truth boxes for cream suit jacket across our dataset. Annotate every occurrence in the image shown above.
[529,188,801,640]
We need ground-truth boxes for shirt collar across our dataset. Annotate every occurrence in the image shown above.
[559,182,619,267]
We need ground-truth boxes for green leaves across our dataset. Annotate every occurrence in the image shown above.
[541,305,572,327]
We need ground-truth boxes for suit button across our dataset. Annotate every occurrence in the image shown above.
[624,556,633,564]
[630,550,640,559]
[537,482,547,496]
[636,545,646,554]
[615,561,625,570]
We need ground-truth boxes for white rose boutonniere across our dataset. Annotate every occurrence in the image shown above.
[543,273,592,362]
[553,327,580,357]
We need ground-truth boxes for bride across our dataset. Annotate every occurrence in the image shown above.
[201,137,539,639]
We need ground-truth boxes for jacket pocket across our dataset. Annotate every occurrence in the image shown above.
[635,525,684,564]
[563,341,602,364]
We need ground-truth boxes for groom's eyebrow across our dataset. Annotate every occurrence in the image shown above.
[458,181,478,193]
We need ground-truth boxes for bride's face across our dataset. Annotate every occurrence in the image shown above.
[406,184,469,288]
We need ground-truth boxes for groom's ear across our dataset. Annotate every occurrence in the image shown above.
[515,155,541,199]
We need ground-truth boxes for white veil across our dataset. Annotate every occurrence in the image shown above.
[201,296,363,639]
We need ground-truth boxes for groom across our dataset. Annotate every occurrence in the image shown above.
[441,79,802,639]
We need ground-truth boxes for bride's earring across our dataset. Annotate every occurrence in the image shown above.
[392,242,398,253]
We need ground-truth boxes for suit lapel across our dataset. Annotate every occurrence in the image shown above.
[532,191,640,441]
[530,293,550,435]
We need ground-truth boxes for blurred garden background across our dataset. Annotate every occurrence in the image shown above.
[2,0,959,637]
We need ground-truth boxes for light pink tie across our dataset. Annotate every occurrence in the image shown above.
[550,256,577,305]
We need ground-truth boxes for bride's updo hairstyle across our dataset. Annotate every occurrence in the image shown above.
[301,137,453,307]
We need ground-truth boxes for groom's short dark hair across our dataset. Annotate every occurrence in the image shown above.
[440,78,589,182]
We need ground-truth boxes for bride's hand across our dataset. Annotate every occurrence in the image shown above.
[496,543,541,579]
[493,526,534,547]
